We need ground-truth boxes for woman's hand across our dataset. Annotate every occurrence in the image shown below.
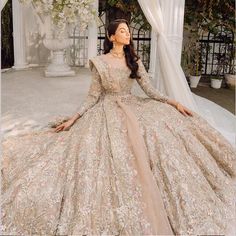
[167,99,193,117]
[54,113,81,133]
[54,119,75,133]
[175,102,193,117]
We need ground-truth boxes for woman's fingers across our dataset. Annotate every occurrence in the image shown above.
[177,104,193,117]
[182,107,188,116]
[54,120,73,132]
[181,109,188,116]
[63,126,70,131]
[183,107,193,116]
[55,128,62,133]
[55,124,64,132]
[177,105,186,116]
[186,109,193,116]
[55,126,61,132]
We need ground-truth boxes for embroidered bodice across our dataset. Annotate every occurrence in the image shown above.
[77,54,169,116]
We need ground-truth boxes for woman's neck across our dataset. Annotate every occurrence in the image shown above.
[110,44,125,58]
[111,44,124,54]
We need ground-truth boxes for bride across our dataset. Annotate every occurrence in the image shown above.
[1,18,236,235]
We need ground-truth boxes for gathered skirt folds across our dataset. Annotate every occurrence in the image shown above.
[1,93,236,235]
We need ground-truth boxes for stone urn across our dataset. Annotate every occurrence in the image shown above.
[41,16,75,77]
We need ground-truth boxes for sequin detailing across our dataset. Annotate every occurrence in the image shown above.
[1,55,236,235]
[136,59,169,103]
[77,66,103,116]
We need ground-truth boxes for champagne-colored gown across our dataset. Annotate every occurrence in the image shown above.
[1,54,236,236]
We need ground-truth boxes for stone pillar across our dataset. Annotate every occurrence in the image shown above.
[12,0,28,70]
[86,0,98,68]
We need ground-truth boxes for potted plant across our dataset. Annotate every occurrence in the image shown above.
[189,42,202,88]
[182,39,202,88]
[210,52,224,89]
[224,42,236,89]
[225,71,236,90]
[183,0,235,88]
[182,3,207,88]
[210,76,223,89]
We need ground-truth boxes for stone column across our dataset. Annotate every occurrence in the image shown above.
[12,0,28,70]
[86,0,98,68]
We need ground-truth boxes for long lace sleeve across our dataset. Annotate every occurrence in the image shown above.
[77,65,103,116]
[136,59,169,103]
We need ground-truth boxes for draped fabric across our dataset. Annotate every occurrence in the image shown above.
[137,0,198,112]
[137,0,236,146]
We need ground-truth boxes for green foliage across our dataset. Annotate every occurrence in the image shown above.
[184,0,235,32]
[1,1,14,68]
[182,0,235,76]
[105,0,150,30]
[182,36,202,76]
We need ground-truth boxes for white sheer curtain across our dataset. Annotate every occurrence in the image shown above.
[138,0,198,112]
[137,0,236,145]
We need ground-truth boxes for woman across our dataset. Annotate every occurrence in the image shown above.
[1,19,236,235]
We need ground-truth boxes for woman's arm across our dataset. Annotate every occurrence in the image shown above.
[76,66,103,118]
[64,65,103,126]
[136,59,193,116]
[136,59,170,103]
[55,66,103,132]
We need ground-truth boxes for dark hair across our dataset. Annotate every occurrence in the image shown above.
[103,19,141,79]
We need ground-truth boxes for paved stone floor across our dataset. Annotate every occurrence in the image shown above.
[1,67,235,137]
[1,67,145,136]
[191,83,235,115]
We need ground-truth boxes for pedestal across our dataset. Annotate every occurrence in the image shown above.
[44,50,75,77]
[42,20,75,77]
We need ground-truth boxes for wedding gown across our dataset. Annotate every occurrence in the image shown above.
[1,54,236,236]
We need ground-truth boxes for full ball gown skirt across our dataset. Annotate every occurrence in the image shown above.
[1,55,236,235]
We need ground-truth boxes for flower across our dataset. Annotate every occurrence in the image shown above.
[19,0,96,32]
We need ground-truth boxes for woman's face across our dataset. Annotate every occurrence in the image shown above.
[111,22,131,46]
